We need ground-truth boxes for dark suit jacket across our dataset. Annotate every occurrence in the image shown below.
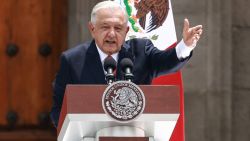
[50,38,191,127]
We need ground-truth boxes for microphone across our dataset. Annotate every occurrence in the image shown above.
[104,56,117,85]
[120,58,134,82]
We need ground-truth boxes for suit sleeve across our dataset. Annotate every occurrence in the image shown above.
[50,54,72,127]
[144,39,192,77]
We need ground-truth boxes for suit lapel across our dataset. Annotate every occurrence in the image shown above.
[81,41,106,84]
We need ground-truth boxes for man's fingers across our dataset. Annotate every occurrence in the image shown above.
[197,29,203,34]
[189,27,203,37]
[192,29,202,36]
[192,25,203,33]
[183,18,190,33]
[194,34,200,40]
[182,19,203,47]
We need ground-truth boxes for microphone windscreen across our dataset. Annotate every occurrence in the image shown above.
[120,58,134,72]
[104,56,116,71]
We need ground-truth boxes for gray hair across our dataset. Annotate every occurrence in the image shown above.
[90,1,128,24]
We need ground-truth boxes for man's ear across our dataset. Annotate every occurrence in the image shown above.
[88,22,95,37]
[126,26,130,34]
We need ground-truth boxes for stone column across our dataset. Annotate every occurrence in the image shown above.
[68,0,101,48]
[172,0,232,140]
[232,0,250,140]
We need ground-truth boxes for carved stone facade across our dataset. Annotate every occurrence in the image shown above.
[68,0,250,140]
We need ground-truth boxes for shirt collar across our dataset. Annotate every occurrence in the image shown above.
[95,44,118,65]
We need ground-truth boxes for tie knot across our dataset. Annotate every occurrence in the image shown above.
[106,55,113,60]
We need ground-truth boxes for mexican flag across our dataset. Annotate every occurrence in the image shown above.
[114,0,185,140]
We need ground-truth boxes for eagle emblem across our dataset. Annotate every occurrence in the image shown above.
[102,81,145,122]
[135,0,169,32]
[124,0,169,33]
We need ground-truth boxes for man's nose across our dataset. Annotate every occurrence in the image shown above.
[108,28,115,37]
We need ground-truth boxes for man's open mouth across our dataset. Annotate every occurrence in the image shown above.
[106,40,116,44]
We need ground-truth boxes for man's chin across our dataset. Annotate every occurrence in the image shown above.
[103,47,120,54]
[106,50,118,55]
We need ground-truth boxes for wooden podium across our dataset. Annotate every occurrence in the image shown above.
[57,84,180,141]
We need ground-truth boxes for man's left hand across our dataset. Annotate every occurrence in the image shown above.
[182,18,203,48]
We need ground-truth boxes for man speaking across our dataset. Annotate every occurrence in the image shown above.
[50,0,203,127]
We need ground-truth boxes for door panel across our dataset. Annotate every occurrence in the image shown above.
[0,0,67,140]
[9,0,53,125]
[0,0,11,126]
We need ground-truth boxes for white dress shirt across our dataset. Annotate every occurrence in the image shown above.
[175,39,195,59]
[96,45,118,67]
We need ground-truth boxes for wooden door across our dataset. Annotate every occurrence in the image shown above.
[0,0,67,140]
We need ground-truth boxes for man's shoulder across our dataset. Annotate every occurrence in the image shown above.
[62,41,92,58]
[125,38,150,44]
[124,38,153,50]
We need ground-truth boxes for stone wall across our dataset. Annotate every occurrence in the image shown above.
[232,0,250,140]
[172,0,233,140]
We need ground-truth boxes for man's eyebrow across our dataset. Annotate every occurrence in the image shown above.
[99,23,109,26]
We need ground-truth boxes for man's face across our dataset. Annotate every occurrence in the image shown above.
[88,8,129,55]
